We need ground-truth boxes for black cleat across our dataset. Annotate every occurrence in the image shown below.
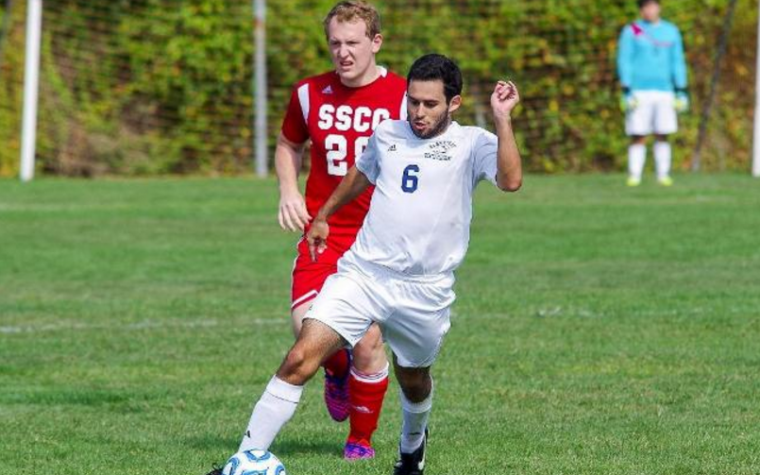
[393,429,428,475]
[201,464,223,475]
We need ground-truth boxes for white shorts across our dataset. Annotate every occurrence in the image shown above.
[304,251,456,368]
[625,90,678,136]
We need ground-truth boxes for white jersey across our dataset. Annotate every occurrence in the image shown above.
[350,119,499,277]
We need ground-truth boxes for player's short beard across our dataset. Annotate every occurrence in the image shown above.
[409,111,452,139]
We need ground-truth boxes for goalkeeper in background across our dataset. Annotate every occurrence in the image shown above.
[617,0,688,187]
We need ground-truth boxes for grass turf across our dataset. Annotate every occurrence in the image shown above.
[1,174,759,475]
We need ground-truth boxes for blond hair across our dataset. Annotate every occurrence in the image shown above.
[323,1,381,40]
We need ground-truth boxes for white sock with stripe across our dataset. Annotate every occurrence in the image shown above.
[238,376,303,452]
[399,386,433,453]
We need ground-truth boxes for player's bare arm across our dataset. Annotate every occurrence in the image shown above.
[275,133,312,232]
[306,166,372,261]
[491,81,523,192]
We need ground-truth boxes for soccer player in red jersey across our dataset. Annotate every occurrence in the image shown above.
[269,1,406,460]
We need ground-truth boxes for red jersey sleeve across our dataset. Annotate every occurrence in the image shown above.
[281,83,310,144]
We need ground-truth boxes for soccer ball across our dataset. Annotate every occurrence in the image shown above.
[221,450,286,475]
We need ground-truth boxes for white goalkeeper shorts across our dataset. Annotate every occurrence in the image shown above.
[626,90,678,136]
[304,250,455,368]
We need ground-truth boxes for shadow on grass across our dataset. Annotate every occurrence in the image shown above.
[183,435,340,458]
[272,438,343,458]
[184,435,239,452]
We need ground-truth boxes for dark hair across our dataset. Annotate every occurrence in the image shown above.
[638,0,659,8]
[407,54,463,103]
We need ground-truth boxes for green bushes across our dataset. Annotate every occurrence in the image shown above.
[0,0,755,176]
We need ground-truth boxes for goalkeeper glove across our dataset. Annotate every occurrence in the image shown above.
[674,88,689,113]
[620,88,637,112]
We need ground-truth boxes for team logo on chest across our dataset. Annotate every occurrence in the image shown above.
[424,140,457,161]
[317,104,391,132]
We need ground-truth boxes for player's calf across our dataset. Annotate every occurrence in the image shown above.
[342,323,389,456]
[394,362,433,472]
[236,320,346,454]
[394,363,432,403]
[344,363,390,459]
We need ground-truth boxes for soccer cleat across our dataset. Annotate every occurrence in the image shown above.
[658,176,674,187]
[324,350,351,422]
[626,176,641,187]
[200,464,222,475]
[393,429,428,475]
[344,440,376,460]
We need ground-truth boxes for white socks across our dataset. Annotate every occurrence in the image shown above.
[654,141,672,179]
[399,387,433,453]
[628,142,672,180]
[238,374,435,455]
[239,376,303,452]
[628,143,646,180]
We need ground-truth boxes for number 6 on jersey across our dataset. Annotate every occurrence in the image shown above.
[401,165,420,193]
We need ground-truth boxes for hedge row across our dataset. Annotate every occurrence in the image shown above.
[0,0,755,176]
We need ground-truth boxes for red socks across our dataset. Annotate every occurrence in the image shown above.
[347,365,390,445]
[323,352,390,447]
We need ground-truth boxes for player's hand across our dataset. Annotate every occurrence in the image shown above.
[620,92,638,112]
[674,91,689,114]
[491,81,520,122]
[278,189,311,232]
[306,217,329,262]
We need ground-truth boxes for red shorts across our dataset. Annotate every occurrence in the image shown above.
[291,231,358,310]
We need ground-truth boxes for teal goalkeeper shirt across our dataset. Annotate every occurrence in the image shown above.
[617,19,688,92]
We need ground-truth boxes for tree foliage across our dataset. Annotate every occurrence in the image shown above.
[0,0,756,176]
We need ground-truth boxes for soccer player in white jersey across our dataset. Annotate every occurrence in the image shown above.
[231,54,522,475]
[617,0,689,186]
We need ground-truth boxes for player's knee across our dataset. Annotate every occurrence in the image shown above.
[278,346,319,384]
[352,325,387,372]
[354,325,384,356]
[655,135,669,143]
[396,370,431,403]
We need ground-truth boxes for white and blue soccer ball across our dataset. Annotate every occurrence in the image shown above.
[221,450,286,475]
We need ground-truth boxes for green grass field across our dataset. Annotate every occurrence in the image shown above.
[1,174,759,475]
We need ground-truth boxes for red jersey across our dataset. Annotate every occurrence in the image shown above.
[281,67,407,242]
